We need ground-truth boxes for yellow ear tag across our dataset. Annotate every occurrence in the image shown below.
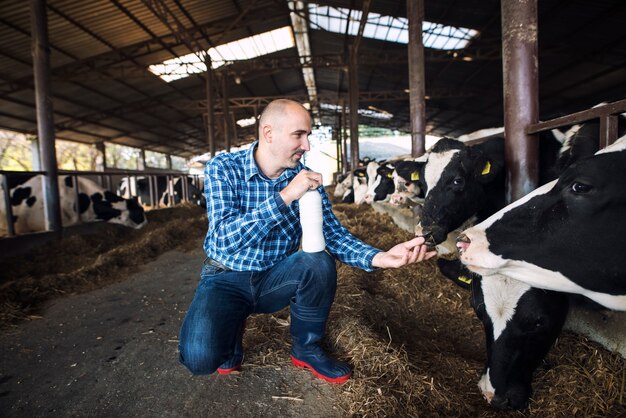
[410,171,420,181]
[387,173,393,179]
[458,275,472,285]
[481,161,491,175]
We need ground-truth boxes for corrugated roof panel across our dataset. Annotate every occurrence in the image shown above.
[46,6,112,60]
[0,0,625,158]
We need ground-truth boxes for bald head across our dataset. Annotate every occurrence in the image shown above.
[258,99,309,138]
[254,98,312,178]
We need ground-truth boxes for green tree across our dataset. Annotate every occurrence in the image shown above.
[56,140,99,171]
[0,130,32,171]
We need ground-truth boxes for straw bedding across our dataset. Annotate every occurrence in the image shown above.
[0,199,623,417]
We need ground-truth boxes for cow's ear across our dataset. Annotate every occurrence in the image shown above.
[473,139,504,183]
[416,164,427,192]
[471,137,504,181]
[474,156,494,182]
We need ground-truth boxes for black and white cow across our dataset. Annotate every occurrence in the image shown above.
[117,175,205,209]
[412,131,593,409]
[351,165,372,204]
[415,136,507,246]
[1,174,146,235]
[389,158,427,206]
[333,172,354,203]
[436,257,569,409]
[414,130,573,246]
[363,162,396,204]
[457,135,626,311]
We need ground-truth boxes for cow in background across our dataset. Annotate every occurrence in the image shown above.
[363,162,396,204]
[1,174,146,235]
[351,166,370,204]
[333,172,354,203]
[117,175,205,209]
[389,158,427,207]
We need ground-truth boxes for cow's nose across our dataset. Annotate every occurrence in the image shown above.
[417,230,437,250]
[456,233,471,254]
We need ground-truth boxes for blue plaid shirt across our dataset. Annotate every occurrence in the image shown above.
[203,142,381,272]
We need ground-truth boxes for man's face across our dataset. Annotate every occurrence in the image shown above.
[270,105,312,169]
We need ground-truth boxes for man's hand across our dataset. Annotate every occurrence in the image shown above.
[371,236,437,269]
[280,170,323,205]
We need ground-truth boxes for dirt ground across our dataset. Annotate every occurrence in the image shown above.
[0,201,624,417]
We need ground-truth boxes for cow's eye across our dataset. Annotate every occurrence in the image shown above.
[452,177,465,187]
[571,181,592,194]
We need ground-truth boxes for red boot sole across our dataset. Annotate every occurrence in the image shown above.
[217,364,241,375]
[291,356,351,384]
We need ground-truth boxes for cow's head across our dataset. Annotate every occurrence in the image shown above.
[364,163,395,204]
[351,167,369,204]
[437,258,568,410]
[334,172,353,198]
[457,136,626,311]
[390,160,425,206]
[473,275,568,409]
[416,137,504,246]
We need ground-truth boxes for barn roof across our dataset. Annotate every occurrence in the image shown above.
[1,0,625,158]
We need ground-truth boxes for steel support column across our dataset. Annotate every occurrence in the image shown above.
[221,74,231,152]
[407,0,426,157]
[254,105,259,140]
[30,0,61,233]
[349,49,359,168]
[137,149,145,170]
[335,114,342,176]
[95,142,107,171]
[501,0,539,203]
[30,137,41,170]
[342,100,349,171]
[205,53,216,157]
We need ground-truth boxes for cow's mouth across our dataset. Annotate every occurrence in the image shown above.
[456,233,471,255]
[418,232,437,251]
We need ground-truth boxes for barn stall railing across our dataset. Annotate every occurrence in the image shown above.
[0,169,204,239]
[527,98,626,148]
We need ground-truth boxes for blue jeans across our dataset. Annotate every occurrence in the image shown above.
[178,251,337,375]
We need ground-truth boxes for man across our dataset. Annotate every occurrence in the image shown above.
[179,99,436,384]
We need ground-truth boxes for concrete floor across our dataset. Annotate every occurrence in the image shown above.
[0,248,340,418]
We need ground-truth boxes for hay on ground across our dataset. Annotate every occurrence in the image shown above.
[1,197,624,417]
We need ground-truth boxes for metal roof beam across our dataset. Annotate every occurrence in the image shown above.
[0,94,202,152]
[174,88,483,111]
[44,46,505,83]
[0,2,278,95]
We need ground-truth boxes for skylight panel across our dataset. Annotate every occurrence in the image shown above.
[308,3,478,50]
[148,26,295,82]
[237,116,257,128]
[320,103,393,120]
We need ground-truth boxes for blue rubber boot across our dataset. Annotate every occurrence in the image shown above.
[290,302,351,384]
[217,320,245,374]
